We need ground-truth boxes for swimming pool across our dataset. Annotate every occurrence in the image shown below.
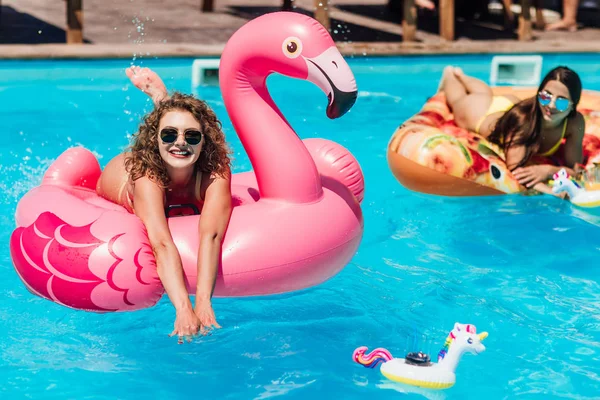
[1,53,600,399]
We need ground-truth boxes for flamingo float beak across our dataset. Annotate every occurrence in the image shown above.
[305,47,358,119]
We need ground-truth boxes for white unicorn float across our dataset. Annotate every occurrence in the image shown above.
[353,323,488,390]
[552,168,600,208]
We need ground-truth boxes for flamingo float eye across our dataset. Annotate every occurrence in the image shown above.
[490,164,502,180]
[282,37,303,59]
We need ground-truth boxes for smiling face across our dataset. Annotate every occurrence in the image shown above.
[157,110,203,170]
[538,79,573,123]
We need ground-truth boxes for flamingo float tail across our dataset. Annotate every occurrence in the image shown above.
[304,138,365,203]
[41,147,101,190]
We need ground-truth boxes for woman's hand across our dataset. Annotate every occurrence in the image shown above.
[530,181,568,198]
[169,306,201,344]
[194,300,221,334]
[512,165,554,188]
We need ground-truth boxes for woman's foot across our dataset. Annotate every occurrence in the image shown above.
[453,67,469,85]
[453,67,464,78]
[545,19,577,32]
[415,0,435,10]
[126,66,168,105]
[437,66,455,93]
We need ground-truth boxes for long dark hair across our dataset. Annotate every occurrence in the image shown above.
[488,66,582,168]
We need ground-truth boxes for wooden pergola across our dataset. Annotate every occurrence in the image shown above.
[66,0,83,44]
[65,0,536,44]
[200,0,536,42]
[398,0,535,41]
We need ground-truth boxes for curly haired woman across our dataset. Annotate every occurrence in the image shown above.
[97,66,232,344]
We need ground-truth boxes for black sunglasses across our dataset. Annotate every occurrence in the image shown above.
[159,128,203,145]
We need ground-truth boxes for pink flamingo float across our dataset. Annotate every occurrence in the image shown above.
[9,12,364,312]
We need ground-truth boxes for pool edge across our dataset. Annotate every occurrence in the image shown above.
[0,41,598,60]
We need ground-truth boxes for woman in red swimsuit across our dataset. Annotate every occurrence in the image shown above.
[97,67,233,343]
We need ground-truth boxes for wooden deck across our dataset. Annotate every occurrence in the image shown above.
[0,0,598,58]
[61,0,542,43]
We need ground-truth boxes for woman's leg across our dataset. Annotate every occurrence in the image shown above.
[545,0,578,31]
[438,66,469,109]
[436,66,501,133]
[96,153,131,210]
[453,67,492,96]
[415,0,435,10]
[438,67,494,131]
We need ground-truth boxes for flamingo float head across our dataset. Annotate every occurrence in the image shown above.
[220,11,358,119]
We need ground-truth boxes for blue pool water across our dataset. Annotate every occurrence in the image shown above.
[1,53,600,399]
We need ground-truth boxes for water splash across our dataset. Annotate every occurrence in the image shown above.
[127,11,153,64]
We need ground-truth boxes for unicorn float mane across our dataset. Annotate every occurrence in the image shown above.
[352,346,393,368]
[437,323,475,362]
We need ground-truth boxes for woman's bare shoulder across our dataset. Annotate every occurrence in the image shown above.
[199,169,231,200]
[567,111,585,138]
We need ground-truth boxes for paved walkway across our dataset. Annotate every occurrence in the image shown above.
[0,0,598,58]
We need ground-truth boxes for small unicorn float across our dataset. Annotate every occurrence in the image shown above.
[552,168,600,208]
[353,323,488,390]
